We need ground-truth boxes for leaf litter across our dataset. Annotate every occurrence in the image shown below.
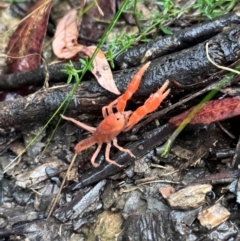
[1,1,240,240]
[52,8,120,95]
[5,0,52,74]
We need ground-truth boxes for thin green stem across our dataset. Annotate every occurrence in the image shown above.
[112,3,194,59]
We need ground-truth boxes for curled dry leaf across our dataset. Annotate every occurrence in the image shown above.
[52,9,83,59]
[169,97,240,126]
[82,46,120,95]
[53,9,120,95]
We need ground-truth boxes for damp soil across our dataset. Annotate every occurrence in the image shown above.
[1,1,240,241]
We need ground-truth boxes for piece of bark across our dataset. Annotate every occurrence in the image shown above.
[118,212,176,241]
[0,62,83,90]
[0,82,108,129]
[53,180,106,224]
[108,25,240,95]
[1,25,240,94]
[198,203,230,229]
[232,135,240,168]
[167,184,212,210]
[190,170,240,185]
[71,25,240,94]
[0,26,240,130]
[114,11,240,68]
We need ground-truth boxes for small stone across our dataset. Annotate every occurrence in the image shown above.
[198,203,230,229]
[167,184,212,210]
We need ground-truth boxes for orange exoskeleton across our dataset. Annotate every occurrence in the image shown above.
[62,61,170,167]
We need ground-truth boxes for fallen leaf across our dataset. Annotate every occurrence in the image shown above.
[52,9,83,59]
[159,186,175,198]
[52,9,120,95]
[82,46,120,95]
[5,0,52,73]
[169,97,240,126]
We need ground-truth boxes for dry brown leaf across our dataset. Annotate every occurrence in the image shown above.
[82,46,120,95]
[52,9,120,95]
[5,0,52,73]
[52,9,83,59]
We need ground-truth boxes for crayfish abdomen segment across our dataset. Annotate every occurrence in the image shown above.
[75,136,97,154]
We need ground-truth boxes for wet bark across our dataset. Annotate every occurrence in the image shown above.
[0,83,108,129]
[114,11,240,68]
[0,26,239,129]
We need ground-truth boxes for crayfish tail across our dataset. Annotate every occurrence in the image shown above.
[74,137,96,154]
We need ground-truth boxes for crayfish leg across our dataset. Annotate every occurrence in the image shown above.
[124,80,170,131]
[113,138,135,158]
[90,144,102,167]
[102,99,118,118]
[105,143,123,168]
[116,61,151,113]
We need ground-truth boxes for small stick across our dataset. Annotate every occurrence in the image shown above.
[47,153,78,219]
